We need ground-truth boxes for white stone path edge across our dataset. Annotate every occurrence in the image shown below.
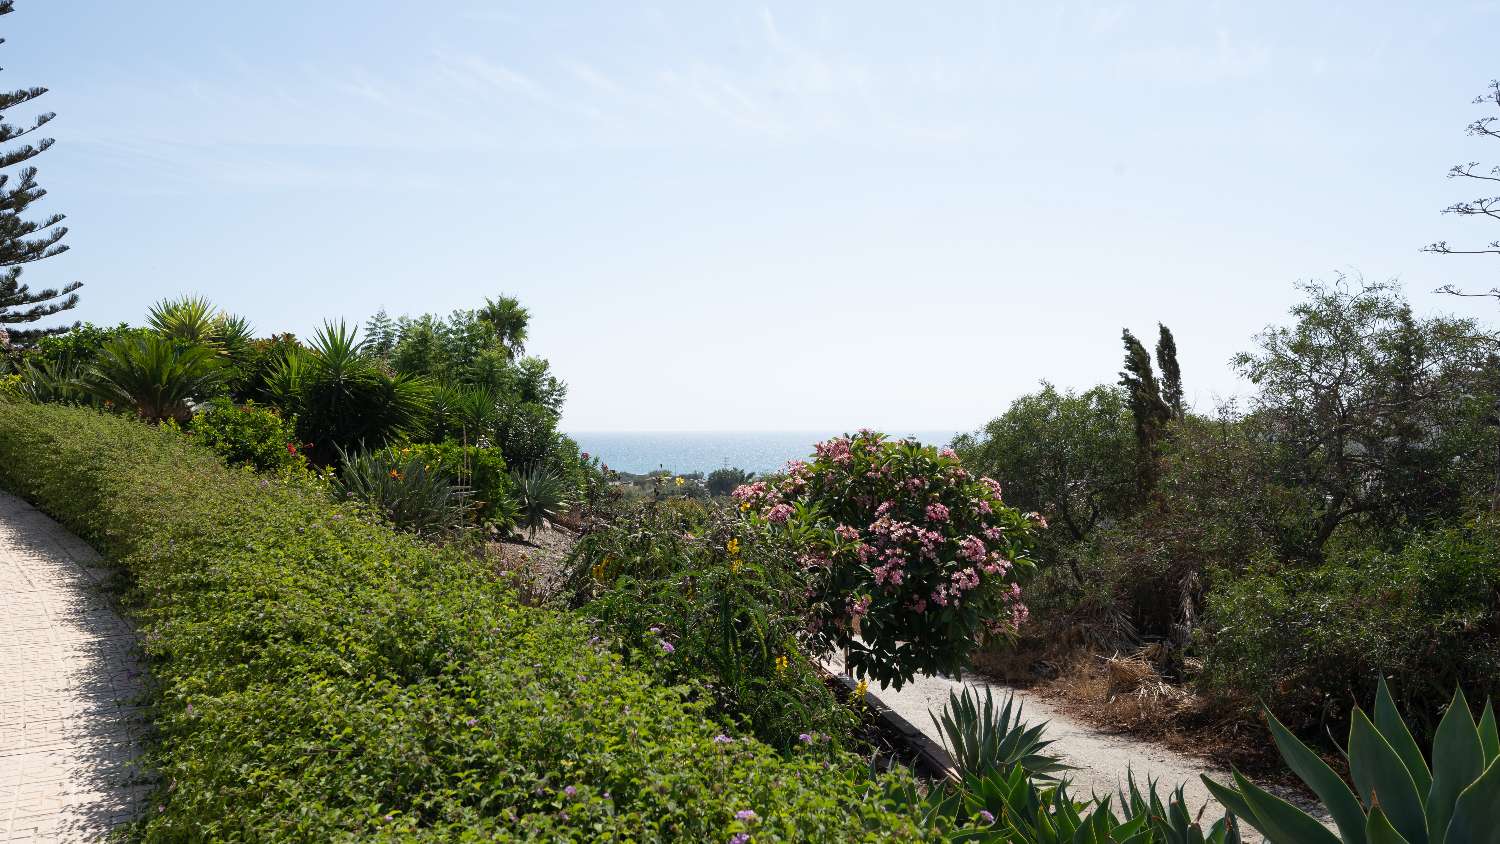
[0,492,149,842]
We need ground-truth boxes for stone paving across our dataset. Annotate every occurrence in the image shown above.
[0,492,149,842]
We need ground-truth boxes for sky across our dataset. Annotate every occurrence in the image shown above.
[10,1,1500,431]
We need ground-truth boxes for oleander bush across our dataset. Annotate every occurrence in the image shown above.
[735,431,1039,689]
[0,402,936,842]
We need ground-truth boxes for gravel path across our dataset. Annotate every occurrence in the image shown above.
[0,492,150,842]
[825,653,1332,841]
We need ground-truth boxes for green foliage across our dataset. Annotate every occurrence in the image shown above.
[0,372,19,402]
[931,687,1068,780]
[1202,525,1500,730]
[510,465,570,536]
[708,467,757,497]
[271,321,430,460]
[331,446,474,537]
[1119,327,1172,500]
[31,322,145,367]
[567,501,859,750]
[1203,678,1500,844]
[0,402,934,841]
[892,764,1240,842]
[18,355,88,404]
[740,431,1038,689]
[381,441,515,528]
[82,334,223,422]
[189,400,305,472]
[477,294,529,358]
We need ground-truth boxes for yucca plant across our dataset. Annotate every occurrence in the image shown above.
[19,355,88,404]
[932,686,1070,780]
[331,446,473,537]
[1202,679,1500,844]
[82,335,223,422]
[511,465,570,537]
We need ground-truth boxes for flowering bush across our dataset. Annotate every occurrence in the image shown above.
[189,399,305,472]
[735,431,1039,688]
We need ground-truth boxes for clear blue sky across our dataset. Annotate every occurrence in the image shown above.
[11,1,1500,430]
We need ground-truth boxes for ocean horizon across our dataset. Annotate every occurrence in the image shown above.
[566,430,963,475]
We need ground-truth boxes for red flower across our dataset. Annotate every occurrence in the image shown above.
[286,443,297,454]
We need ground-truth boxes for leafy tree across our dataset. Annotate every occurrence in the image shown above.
[478,294,529,359]
[1426,79,1500,277]
[706,467,755,497]
[953,383,1134,575]
[1155,323,1184,420]
[1119,329,1171,500]
[1233,278,1495,557]
[0,1,79,347]
[363,308,397,361]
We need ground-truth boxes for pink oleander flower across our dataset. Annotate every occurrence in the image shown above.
[1026,511,1048,529]
[980,476,1003,498]
[939,447,957,459]
[958,535,987,562]
[834,524,860,542]
[850,595,871,617]
[766,503,794,524]
[925,502,950,522]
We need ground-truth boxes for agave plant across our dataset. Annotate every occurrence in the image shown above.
[82,335,223,422]
[932,686,1070,780]
[886,763,1239,843]
[511,466,570,537]
[331,447,473,537]
[1202,679,1500,844]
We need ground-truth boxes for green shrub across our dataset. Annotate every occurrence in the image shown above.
[82,334,224,422]
[511,465,570,536]
[0,372,20,402]
[381,441,516,529]
[0,402,933,841]
[1202,525,1500,732]
[568,501,858,751]
[190,400,305,472]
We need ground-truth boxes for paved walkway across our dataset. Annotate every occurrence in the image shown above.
[0,492,149,842]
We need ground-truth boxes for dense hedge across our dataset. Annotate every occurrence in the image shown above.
[0,403,933,842]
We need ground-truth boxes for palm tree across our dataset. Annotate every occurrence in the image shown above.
[83,334,223,422]
[478,295,529,359]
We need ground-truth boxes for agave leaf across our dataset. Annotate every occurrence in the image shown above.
[1202,774,1259,828]
[1262,705,1367,844]
[1426,687,1484,844]
[1478,701,1499,768]
[1376,678,1434,799]
[1233,769,1342,844]
[1442,758,1500,844]
[1366,807,1414,844]
[1349,708,1428,844]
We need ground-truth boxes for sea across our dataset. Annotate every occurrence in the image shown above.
[565,430,962,476]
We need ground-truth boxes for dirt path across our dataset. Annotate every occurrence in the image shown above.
[824,653,1331,841]
[0,492,150,841]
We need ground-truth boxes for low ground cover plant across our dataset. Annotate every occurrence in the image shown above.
[0,402,935,841]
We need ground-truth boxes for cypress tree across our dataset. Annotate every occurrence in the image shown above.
[0,0,78,349]
[1120,328,1170,499]
[1155,323,1184,420]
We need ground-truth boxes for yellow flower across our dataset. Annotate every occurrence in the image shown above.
[740,502,751,512]
[389,469,403,480]
[590,561,605,581]
[854,678,868,700]
[726,538,740,556]
[775,655,788,673]
[674,476,685,487]
[730,559,741,574]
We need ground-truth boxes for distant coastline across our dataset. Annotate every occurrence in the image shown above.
[566,430,961,475]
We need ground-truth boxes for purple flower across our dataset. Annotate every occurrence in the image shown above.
[714,734,734,744]
[465,718,478,727]
[798,733,813,743]
[730,835,751,844]
[649,626,661,634]
[660,639,675,654]
[735,809,758,821]
[384,813,395,822]
[978,809,995,824]
[563,786,577,798]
